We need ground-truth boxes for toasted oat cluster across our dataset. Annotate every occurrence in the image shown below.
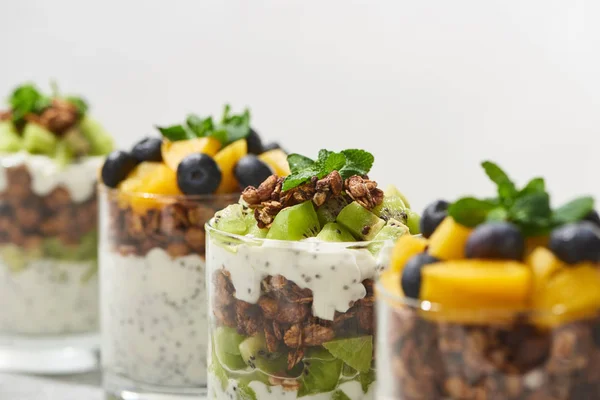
[213,270,375,372]
[0,165,97,253]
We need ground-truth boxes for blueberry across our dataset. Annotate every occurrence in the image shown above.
[262,142,285,153]
[465,222,525,260]
[401,252,439,299]
[584,210,600,228]
[131,137,163,162]
[246,128,263,155]
[549,222,600,264]
[177,153,222,195]
[420,200,450,238]
[234,155,273,189]
[101,150,139,188]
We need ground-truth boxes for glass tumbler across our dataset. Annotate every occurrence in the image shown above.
[375,275,600,400]
[206,221,394,400]
[0,154,103,374]
[100,187,238,399]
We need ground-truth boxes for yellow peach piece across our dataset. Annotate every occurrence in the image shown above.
[390,235,428,273]
[258,149,290,177]
[427,217,473,260]
[162,137,222,171]
[214,139,248,194]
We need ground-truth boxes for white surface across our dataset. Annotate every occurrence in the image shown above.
[1,1,599,210]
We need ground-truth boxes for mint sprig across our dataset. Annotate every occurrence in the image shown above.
[448,161,594,236]
[282,149,374,191]
[156,104,251,145]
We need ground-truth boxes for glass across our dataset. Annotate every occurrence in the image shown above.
[0,155,102,374]
[99,186,239,399]
[375,280,600,400]
[206,221,394,400]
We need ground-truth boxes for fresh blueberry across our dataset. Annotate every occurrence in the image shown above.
[131,137,163,162]
[101,150,139,188]
[584,210,600,228]
[401,252,439,299]
[262,142,285,153]
[234,155,273,189]
[246,128,263,155]
[549,221,600,264]
[420,200,450,238]
[465,222,525,260]
[177,153,222,195]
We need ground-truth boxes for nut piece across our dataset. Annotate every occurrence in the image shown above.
[38,98,79,135]
[313,171,343,206]
[303,323,335,346]
[344,175,384,209]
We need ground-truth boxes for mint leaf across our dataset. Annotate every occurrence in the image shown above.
[323,336,372,373]
[510,192,552,223]
[486,207,508,222]
[287,154,315,173]
[282,168,318,191]
[519,177,545,197]
[339,149,374,179]
[9,84,49,123]
[482,161,518,204]
[319,152,346,177]
[186,114,213,136]
[448,197,497,227]
[209,129,228,145]
[332,391,351,400]
[297,348,343,397]
[318,149,333,162]
[156,124,194,141]
[552,196,594,225]
[358,369,375,393]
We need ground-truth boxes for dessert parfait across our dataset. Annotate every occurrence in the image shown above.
[0,83,113,372]
[206,148,420,400]
[377,161,600,399]
[99,105,289,398]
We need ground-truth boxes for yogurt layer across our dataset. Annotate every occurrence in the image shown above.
[101,247,209,386]
[208,239,390,321]
[0,258,98,334]
[0,152,103,202]
[208,373,374,400]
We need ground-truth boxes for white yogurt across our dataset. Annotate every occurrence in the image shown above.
[208,373,374,400]
[101,247,209,386]
[0,152,103,202]
[0,257,98,334]
[208,239,389,321]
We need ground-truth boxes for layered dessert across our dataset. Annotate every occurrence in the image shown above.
[0,83,112,336]
[377,161,600,399]
[99,105,289,394]
[206,148,420,400]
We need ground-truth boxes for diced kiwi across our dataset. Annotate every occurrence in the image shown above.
[244,210,268,238]
[373,195,408,224]
[405,210,421,235]
[267,201,320,241]
[54,140,75,167]
[336,202,385,241]
[316,195,351,226]
[0,244,28,273]
[385,184,411,209]
[22,123,57,155]
[300,347,343,395]
[316,222,355,242]
[63,128,91,156]
[239,334,288,374]
[43,230,98,261]
[214,204,248,235]
[79,116,114,156]
[0,121,22,153]
[214,326,247,371]
[372,219,410,242]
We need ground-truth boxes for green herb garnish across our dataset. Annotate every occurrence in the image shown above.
[283,149,374,191]
[156,104,251,146]
[448,161,594,236]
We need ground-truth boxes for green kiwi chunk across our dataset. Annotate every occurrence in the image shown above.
[54,140,75,167]
[316,195,351,226]
[316,222,355,242]
[384,184,411,209]
[238,334,288,374]
[214,326,247,370]
[79,116,114,155]
[405,209,421,234]
[214,204,248,235]
[0,121,22,153]
[22,123,57,155]
[336,202,385,241]
[266,201,320,241]
[372,195,408,224]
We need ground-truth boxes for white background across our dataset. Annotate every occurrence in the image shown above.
[0,0,598,211]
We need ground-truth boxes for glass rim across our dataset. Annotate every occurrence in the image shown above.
[374,278,593,318]
[205,217,400,248]
[98,183,242,201]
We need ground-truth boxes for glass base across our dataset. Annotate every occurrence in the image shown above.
[104,372,207,400]
[0,332,99,374]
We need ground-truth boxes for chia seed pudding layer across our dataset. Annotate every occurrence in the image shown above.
[0,157,100,335]
[100,188,239,387]
[207,225,393,400]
